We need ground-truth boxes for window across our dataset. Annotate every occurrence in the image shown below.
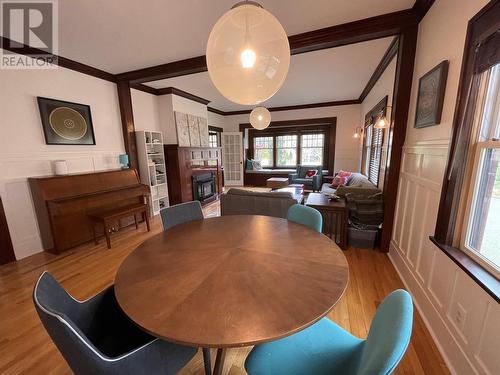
[248,122,331,169]
[433,4,500,298]
[209,131,219,147]
[253,136,273,167]
[462,64,500,275]
[301,133,324,166]
[276,135,297,167]
[363,124,383,186]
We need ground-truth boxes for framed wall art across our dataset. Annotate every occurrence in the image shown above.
[37,97,96,145]
[414,60,449,128]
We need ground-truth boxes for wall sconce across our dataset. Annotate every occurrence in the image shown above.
[354,127,362,138]
[374,105,392,129]
[374,115,389,129]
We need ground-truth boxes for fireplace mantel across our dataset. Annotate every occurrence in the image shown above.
[164,145,223,205]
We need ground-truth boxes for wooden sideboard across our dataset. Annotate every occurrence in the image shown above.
[164,145,223,205]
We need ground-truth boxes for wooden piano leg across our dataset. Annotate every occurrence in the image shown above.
[104,221,111,249]
[144,210,151,232]
[92,223,98,245]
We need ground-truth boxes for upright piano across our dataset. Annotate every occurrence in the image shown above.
[29,169,149,254]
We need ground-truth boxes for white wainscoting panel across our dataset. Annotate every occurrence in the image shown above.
[0,151,121,260]
[389,140,499,375]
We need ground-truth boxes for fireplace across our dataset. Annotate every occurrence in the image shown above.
[192,173,216,202]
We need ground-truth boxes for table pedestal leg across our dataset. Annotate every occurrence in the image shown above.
[202,348,211,375]
[213,348,227,375]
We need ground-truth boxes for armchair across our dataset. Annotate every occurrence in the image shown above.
[289,166,323,191]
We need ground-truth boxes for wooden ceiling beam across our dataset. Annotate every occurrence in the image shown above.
[116,9,420,84]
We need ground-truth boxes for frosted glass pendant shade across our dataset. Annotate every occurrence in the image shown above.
[250,107,271,130]
[206,2,290,105]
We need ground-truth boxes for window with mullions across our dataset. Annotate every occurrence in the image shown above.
[276,135,298,167]
[363,124,383,186]
[209,131,219,147]
[253,136,273,167]
[301,133,324,166]
[461,63,500,276]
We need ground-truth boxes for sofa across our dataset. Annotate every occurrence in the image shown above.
[220,188,301,218]
[321,172,384,228]
[289,166,323,192]
[321,172,380,197]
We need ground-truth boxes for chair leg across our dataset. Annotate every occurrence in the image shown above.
[202,348,211,375]
[134,214,139,229]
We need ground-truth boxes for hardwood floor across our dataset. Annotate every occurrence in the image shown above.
[0,200,449,375]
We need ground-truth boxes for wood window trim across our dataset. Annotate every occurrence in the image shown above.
[362,96,388,186]
[433,1,500,301]
[240,117,336,173]
[208,126,223,147]
[248,126,329,170]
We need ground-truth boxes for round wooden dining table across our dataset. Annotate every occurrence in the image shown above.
[115,215,349,375]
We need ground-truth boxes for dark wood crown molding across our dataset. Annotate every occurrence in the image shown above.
[0,36,116,83]
[157,87,211,105]
[130,83,158,95]
[116,9,421,84]
[207,107,227,116]
[359,37,399,102]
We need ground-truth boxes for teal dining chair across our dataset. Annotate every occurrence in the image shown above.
[287,204,322,233]
[245,289,413,375]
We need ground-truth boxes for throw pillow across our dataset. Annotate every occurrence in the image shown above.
[246,159,253,170]
[252,160,263,170]
[330,175,348,188]
[305,170,318,179]
[338,170,352,178]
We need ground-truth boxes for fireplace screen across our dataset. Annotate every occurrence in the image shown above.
[192,173,216,202]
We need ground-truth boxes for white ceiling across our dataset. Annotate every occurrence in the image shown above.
[145,37,394,111]
[37,0,413,73]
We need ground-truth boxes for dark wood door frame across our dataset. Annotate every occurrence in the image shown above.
[0,197,16,264]
[117,81,139,172]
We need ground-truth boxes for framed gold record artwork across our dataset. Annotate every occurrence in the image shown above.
[37,97,96,145]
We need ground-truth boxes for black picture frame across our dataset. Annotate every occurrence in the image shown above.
[414,60,449,128]
[37,96,96,145]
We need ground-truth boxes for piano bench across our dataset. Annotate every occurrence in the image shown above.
[88,202,150,249]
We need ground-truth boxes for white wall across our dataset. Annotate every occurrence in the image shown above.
[0,50,124,259]
[389,1,499,374]
[360,56,397,188]
[131,88,160,132]
[208,111,232,132]
[224,104,362,172]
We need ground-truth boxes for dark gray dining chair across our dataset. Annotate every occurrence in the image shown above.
[159,200,211,372]
[33,272,196,375]
[160,201,204,231]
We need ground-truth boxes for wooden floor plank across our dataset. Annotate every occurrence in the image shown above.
[0,202,449,375]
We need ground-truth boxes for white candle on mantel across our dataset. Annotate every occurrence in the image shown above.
[54,160,68,175]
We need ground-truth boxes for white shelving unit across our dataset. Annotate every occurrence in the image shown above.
[135,130,169,216]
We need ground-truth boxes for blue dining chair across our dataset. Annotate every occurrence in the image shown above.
[160,201,204,231]
[287,204,322,233]
[33,272,196,375]
[245,289,413,375]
